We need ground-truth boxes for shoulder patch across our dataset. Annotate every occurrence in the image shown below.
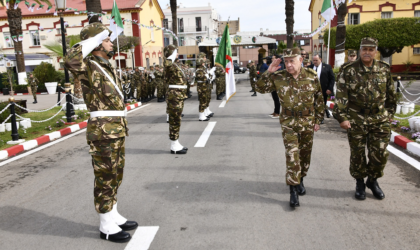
[378,60,390,67]
[306,68,317,75]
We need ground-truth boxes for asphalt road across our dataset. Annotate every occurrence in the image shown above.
[0,73,419,250]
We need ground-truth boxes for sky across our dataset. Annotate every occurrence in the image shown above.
[157,0,313,32]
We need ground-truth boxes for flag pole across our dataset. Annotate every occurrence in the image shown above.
[114,0,122,79]
[327,0,332,65]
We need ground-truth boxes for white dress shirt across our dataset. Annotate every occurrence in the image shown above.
[314,62,322,80]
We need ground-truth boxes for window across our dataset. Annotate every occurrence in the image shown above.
[178,18,184,33]
[196,17,202,32]
[348,13,359,25]
[59,62,65,69]
[196,36,202,45]
[298,39,310,46]
[415,11,420,17]
[30,31,41,46]
[232,46,238,56]
[164,37,170,47]
[179,37,185,46]
[381,12,393,19]
[163,19,169,29]
[414,48,420,55]
[3,32,14,48]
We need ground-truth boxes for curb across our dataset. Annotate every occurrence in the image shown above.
[0,102,142,161]
[326,101,420,158]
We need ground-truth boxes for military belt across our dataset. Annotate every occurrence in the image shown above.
[90,110,126,118]
[169,85,187,89]
[284,109,313,117]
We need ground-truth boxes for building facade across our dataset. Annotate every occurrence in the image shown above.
[0,0,165,76]
[309,0,420,71]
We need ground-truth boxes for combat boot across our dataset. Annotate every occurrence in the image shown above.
[99,212,131,243]
[217,94,223,100]
[325,109,331,118]
[296,177,306,196]
[251,92,257,96]
[166,114,169,123]
[170,140,187,154]
[366,177,385,200]
[289,185,300,208]
[199,112,210,121]
[249,89,254,92]
[33,98,37,104]
[355,178,366,200]
[110,203,138,231]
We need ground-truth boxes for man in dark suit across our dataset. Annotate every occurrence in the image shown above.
[309,55,335,122]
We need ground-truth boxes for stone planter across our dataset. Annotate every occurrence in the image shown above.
[45,82,58,95]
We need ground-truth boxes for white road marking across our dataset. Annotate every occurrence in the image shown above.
[125,226,159,250]
[387,145,420,170]
[0,104,151,166]
[219,100,226,108]
[195,122,217,147]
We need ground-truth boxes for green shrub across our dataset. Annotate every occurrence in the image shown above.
[33,62,65,86]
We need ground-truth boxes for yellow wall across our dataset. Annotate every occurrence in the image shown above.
[140,0,164,68]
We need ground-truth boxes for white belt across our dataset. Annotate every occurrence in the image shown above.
[169,85,187,89]
[90,110,126,118]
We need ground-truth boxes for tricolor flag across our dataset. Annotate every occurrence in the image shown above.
[110,0,124,41]
[18,35,23,41]
[46,6,52,12]
[37,4,44,10]
[215,24,236,102]
[25,1,30,9]
[30,3,36,12]
[321,0,336,21]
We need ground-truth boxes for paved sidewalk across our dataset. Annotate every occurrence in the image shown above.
[0,93,66,111]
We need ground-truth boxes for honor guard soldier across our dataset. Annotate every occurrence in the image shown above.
[129,70,136,100]
[255,48,324,208]
[334,38,397,201]
[133,67,141,102]
[28,73,39,104]
[140,67,148,102]
[64,23,138,243]
[148,66,156,99]
[215,65,225,100]
[164,45,188,154]
[195,58,210,121]
[155,65,165,102]
[249,61,258,96]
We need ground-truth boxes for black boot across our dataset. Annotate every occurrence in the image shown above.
[33,98,37,104]
[366,177,385,200]
[249,89,254,92]
[118,221,138,231]
[251,92,257,96]
[325,109,330,118]
[217,94,223,100]
[289,185,300,208]
[100,230,131,243]
[355,178,366,200]
[296,177,306,196]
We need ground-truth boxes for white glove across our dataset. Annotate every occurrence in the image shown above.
[247,72,249,74]
[167,49,178,63]
[76,30,110,58]
[254,78,256,81]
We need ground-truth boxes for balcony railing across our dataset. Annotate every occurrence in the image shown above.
[164,25,208,34]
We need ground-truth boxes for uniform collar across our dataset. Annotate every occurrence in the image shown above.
[358,58,379,73]
[93,55,111,67]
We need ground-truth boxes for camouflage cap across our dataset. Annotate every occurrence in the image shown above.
[283,48,301,58]
[164,44,178,58]
[197,58,206,66]
[80,22,112,41]
[303,59,310,64]
[348,49,357,56]
[198,52,207,59]
[360,37,378,47]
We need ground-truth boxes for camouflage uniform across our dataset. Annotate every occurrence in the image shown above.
[255,48,324,186]
[148,66,156,98]
[155,66,165,100]
[205,59,212,108]
[215,65,225,96]
[28,75,39,101]
[165,45,187,140]
[141,70,148,101]
[249,63,257,92]
[334,41,396,180]
[133,70,141,101]
[195,58,208,112]
[64,23,128,214]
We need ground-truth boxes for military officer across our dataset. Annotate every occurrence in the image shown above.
[215,65,225,100]
[64,23,137,243]
[205,59,215,117]
[255,48,324,208]
[249,61,258,96]
[196,58,210,121]
[333,38,396,201]
[148,66,156,99]
[165,44,188,154]
[28,73,39,104]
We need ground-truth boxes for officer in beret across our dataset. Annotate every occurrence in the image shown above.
[64,23,138,243]
[334,37,397,201]
[256,48,324,208]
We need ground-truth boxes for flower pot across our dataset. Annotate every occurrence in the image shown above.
[45,82,58,95]
[408,117,420,131]
[0,124,5,132]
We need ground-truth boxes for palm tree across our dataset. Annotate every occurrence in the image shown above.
[44,35,83,100]
[285,0,294,48]
[170,0,178,45]
[0,0,52,85]
[335,1,348,67]
[85,0,102,24]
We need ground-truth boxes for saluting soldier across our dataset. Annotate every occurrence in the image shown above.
[249,61,258,96]
[132,68,141,102]
[333,38,397,201]
[140,67,148,102]
[64,23,137,243]
[255,48,324,208]
[205,58,215,117]
[164,44,188,154]
[215,65,225,100]
[28,73,39,104]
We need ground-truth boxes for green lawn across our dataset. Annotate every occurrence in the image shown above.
[0,107,89,150]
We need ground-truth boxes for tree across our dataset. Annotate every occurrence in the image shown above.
[285,0,294,48]
[170,0,178,45]
[324,17,420,65]
[86,0,102,24]
[334,1,348,68]
[0,0,53,85]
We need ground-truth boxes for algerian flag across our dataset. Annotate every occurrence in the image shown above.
[215,24,236,102]
[110,0,124,42]
[321,0,336,21]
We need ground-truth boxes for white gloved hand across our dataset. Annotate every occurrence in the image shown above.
[167,49,178,63]
[254,78,256,81]
[75,30,110,58]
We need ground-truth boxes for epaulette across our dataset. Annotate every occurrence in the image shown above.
[305,67,317,75]
[378,60,390,68]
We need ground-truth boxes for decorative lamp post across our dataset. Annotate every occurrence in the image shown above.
[54,0,70,87]
[318,34,324,61]
[130,45,135,68]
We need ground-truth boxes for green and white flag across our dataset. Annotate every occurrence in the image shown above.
[110,0,124,41]
[215,24,236,102]
[321,0,336,21]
